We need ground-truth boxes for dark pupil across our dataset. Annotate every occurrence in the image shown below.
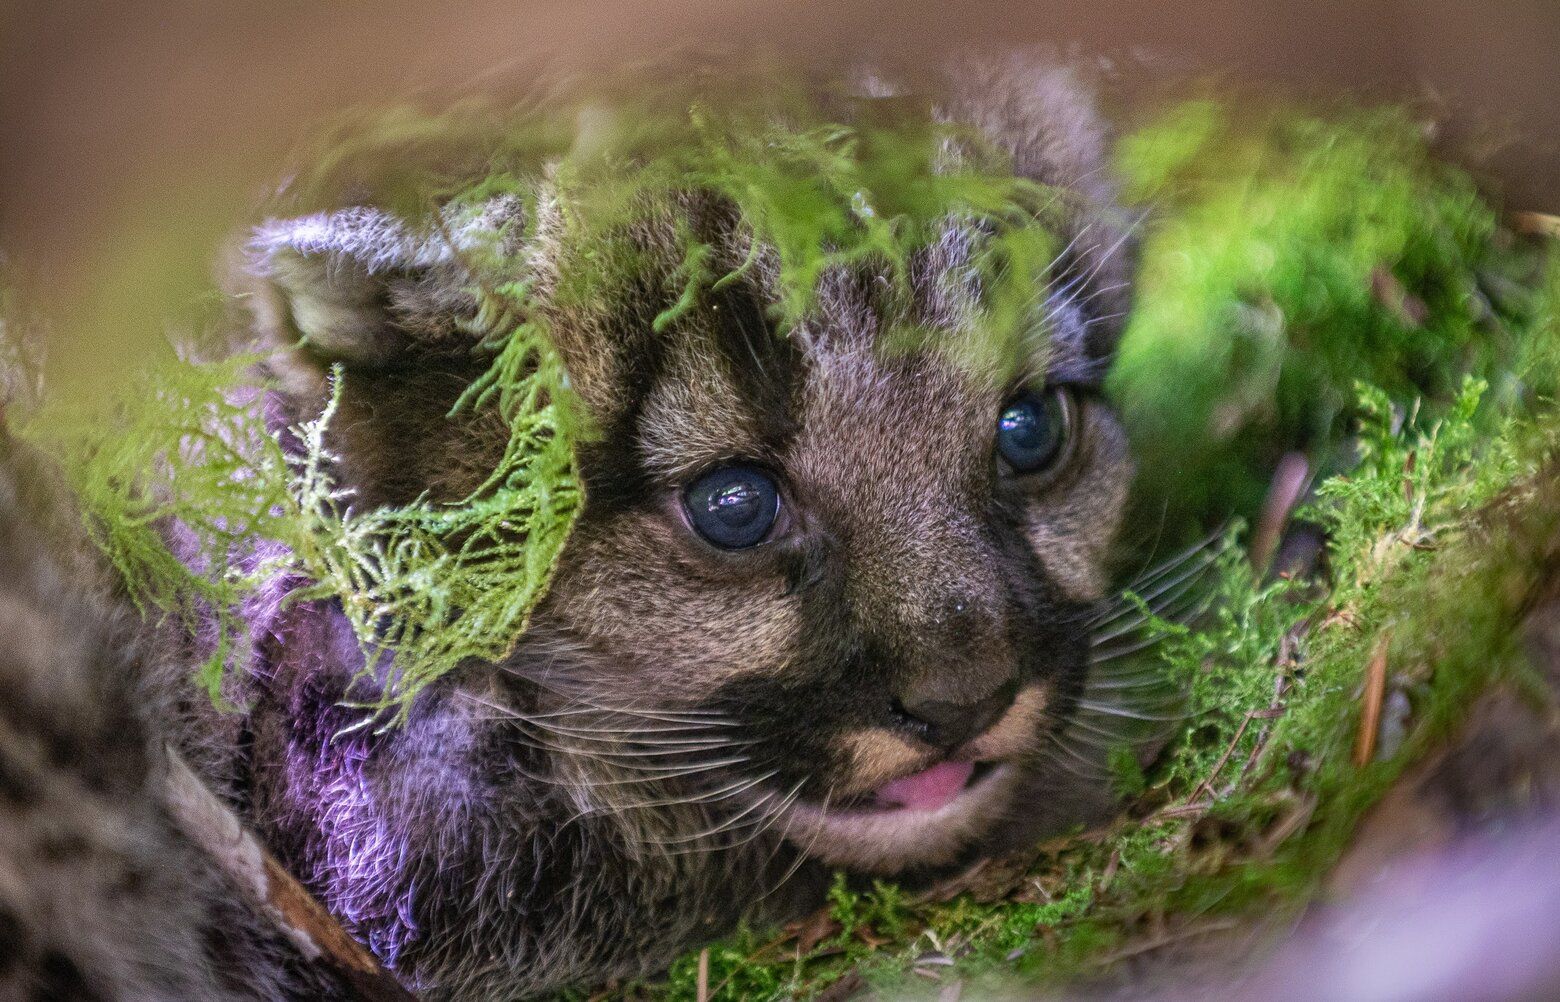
[997,393,1063,472]
[684,465,779,549]
[708,482,762,528]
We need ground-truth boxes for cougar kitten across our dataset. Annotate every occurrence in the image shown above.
[0,53,1137,999]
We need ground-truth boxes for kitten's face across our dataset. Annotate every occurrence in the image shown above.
[522,215,1132,872]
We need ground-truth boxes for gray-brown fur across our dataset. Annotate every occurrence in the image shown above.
[2,52,1137,999]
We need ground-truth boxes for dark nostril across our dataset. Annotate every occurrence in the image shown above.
[891,677,1020,750]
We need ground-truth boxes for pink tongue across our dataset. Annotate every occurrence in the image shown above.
[874,761,976,812]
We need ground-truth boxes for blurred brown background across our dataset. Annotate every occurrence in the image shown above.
[2,0,1557,395]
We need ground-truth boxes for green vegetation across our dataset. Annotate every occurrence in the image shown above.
[4,85,1557,996]
[1109,101,1548,525]
[630,103,1560,999]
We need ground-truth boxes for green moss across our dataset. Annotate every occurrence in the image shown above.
[296,77,1069,373]
[1109,100,1546,526]
[828,875,916,942]
[16,355,297,702]
[10,83,1560,996]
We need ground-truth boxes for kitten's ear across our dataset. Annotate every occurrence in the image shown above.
[236,201,526,508]
[240,201,518,392]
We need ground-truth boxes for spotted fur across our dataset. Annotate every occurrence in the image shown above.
[0,436,340,1001]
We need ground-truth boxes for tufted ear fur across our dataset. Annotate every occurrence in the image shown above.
[242,199,525,384]
[237,201,525,508]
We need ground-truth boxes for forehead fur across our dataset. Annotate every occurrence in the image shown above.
[540,197,1014,482]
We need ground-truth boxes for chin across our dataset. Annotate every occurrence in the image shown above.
[776,762,1022,873]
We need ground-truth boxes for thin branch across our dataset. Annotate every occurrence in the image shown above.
[162,747,417,1001]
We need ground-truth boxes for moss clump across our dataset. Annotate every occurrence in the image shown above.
[1109,100,1551,527]
[16,356,297,702]
[290,355,583,708]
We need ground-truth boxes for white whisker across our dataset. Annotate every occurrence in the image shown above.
[1075,699,1188,722]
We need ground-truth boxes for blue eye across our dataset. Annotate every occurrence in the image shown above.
[997,388,1071,474]
[682,464,782,549]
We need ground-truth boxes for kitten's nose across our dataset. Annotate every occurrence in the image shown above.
[892,676,1020,750]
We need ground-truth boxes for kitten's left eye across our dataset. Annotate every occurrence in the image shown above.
[996,387,1073,475]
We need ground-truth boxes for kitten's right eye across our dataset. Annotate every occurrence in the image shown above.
[682,464,782,549]
[996,386,1073,476]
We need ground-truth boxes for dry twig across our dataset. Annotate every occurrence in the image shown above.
[1511,210,1560,238]
[814,970,866,1002]
[1354,636,1391,766]
[1090,918,1240,968]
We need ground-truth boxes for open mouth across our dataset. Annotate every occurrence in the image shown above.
[836,760,1003,815]
[774,759,1016,871]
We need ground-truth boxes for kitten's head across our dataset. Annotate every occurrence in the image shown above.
[244,57,1135,873]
